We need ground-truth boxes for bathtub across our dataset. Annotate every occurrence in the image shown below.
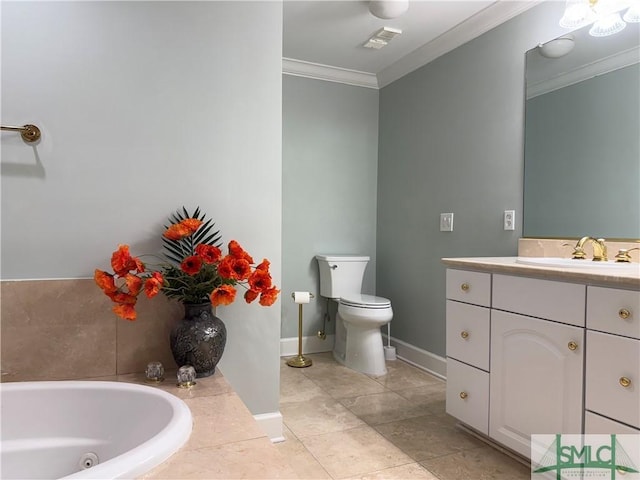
[0,381,192,479]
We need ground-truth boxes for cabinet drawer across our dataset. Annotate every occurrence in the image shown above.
[587,286,640,339]
[446,300,490,371]
[586,330,640,429]
[585,411,640,434]
[492,274,585,327]
[446,269,490,307]
[446,357,489,435]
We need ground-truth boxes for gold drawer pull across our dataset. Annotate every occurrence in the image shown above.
[619,308,631,320]
[619,377,632,388]
[459,391,468,399]
[460,331,469,339]
[568,341,578,351]
[461,283,470,292]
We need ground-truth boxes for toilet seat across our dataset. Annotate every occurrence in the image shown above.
[339,294,391,309]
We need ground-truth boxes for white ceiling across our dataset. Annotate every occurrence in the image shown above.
[283,0,542,87]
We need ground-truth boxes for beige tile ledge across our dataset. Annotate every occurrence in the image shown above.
[441,257,640,289]
[83,370,297,479]
[519,237,640,262]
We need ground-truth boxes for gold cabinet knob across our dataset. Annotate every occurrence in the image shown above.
[460,331,469,339]
[619,308,631,320]
[459,391,468,399]
[619,377,632,388]
[568,341,578,351]
[461,283,470,292]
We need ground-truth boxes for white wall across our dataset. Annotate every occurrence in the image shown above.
[1,1,283,416]
[281,75,379,339]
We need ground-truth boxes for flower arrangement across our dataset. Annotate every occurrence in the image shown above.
[95,207,279,321]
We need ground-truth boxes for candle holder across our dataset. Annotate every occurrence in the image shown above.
[145,361,165,383]
[177,365,197,388]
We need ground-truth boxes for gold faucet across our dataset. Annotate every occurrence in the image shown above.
[570,236,608,261]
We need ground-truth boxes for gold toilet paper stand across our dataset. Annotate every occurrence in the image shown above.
[287,292,315,368]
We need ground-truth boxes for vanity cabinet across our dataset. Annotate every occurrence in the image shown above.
[445,269,491,434]
[584,285,640,433]
[445,265,639,461]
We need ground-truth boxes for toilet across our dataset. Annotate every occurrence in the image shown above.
[316,255,393,376]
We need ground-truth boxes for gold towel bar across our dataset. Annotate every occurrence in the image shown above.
[1,124,41,143]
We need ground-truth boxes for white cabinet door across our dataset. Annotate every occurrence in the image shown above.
[489,310,585,459]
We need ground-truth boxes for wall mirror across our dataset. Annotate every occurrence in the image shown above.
[523,21,639,240]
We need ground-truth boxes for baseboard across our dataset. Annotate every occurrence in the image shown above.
[382,334,447,380]
[253,411,285,443]
[280,334,334,357]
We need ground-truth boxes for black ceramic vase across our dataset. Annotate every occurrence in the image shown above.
[169,302,227,378]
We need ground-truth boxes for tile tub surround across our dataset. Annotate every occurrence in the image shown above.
[278,353,530,480]
[81,371,297,479]
[1,278,182,382]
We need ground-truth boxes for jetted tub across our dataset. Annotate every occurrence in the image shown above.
[0,381,192,479]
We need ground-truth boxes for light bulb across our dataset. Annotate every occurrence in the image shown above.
[560,0,597,28]
[623,2,640,21]
[589,12,627,35]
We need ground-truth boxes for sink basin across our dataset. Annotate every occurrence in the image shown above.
[516,257,638,269]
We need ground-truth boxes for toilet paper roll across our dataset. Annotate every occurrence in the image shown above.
[293,291,311,304]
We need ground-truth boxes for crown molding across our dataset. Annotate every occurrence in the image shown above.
[377,0,544,88]
[527,46,640,99]
[282,58,379,89]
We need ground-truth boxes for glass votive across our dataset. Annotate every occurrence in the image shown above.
[177,365,197,388]
[145,361,164,383]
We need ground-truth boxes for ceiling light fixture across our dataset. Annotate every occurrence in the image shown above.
[363,26,402,50]
[368,0,409,20]
[538,35,576,58]
[560,0,640,37]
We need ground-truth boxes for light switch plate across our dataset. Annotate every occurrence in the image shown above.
[440,213,454,232]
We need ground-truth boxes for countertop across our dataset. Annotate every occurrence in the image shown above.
[441,256,640,290]
[87,370,296,479]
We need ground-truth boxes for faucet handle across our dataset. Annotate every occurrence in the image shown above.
[563,242,587,260]
[615,247,640,263]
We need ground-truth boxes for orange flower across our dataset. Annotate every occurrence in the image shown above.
[259,287,280,306]
[163,223,190,241]
[195,244,222,264]
[113,303,137,321]
[248,268,272,292]
[228,240,254,264]
[181,255,202,275]
[144,272,164,298]
[107,291,137,304]
[111,245,144,276]
[255,259,270,272]
[94,269,117,293]
[125,274,143,296]
[244,289,259,304]
[181,218,203,233]
[210,284,237,306]
[217,256,234,279]
[163,218,203,241]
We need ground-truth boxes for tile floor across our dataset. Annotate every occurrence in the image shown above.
[276,353,531,480]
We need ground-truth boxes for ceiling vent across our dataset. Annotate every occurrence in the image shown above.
[363,27,402,50]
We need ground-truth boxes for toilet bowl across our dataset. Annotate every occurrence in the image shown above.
[315,255,393,376]
[334,294,393,376]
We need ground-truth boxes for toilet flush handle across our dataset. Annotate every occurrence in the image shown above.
[330,265,338,270]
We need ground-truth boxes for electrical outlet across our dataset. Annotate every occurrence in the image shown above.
[504,210,515,231]
[440,213,454,232]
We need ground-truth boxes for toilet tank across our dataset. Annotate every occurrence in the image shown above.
[315,255,370,299]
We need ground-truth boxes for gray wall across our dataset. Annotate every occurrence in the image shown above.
[1,1,283,416]
[524,64,640,239]
[282,75,379,338]
[376,2,566,357]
